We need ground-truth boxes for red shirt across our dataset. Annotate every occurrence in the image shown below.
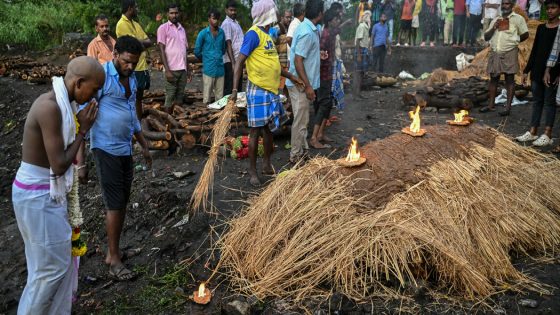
[454,0,466,15]
[319,27,339,81]
[401,0,414,20]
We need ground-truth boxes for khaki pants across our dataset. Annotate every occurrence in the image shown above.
[288,86,310,160]
[444,18,453,45]
[202,74,224,104]
[164,70,187,108]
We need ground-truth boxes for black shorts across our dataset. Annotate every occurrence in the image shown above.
[400,19,412,30]
[92,148,133,210]
[135,70,150,90]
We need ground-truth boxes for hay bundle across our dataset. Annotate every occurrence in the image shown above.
[218,125,560,302]
[447,15,539,83]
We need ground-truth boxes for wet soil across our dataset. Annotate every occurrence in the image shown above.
[1,51,560,314]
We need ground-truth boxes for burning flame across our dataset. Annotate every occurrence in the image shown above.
[453,110,469,123]
[345,137,361,162]
[198,282,206,298]
[408,106,422,133]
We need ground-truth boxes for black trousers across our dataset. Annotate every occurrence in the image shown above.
[312,79,333,126]
[371,45,387,73]
[453,14,466,45]
[223,62,243,95]
[420,12,438,42]
[466,14,482,45]
[530,80,558,128]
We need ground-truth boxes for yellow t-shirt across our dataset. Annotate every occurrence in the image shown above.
[245,25,281,94]
[116,15,149,71]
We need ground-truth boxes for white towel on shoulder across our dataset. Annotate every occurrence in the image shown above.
[50,76,77,204]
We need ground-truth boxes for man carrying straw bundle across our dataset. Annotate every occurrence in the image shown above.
[479,0,529,116]
[229,0,303,186]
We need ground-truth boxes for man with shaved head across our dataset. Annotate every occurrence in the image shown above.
[12,56,104,314]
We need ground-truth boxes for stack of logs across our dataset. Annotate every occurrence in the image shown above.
[0,56,66,84]
[141,89,249,151]
[403,76,529,110]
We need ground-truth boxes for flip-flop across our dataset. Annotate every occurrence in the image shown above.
[109,264,137,281]
[479,106,496,113]
[311,143,332,149]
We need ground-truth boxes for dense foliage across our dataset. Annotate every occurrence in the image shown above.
[0,0,251,50]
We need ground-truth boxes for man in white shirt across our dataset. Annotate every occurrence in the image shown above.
[483,0,501,33]
[286,3,305,56]
[528,0,543,19]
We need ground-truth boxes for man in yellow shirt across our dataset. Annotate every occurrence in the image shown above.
[229,0,302,186]
[479,0,528,116]
[116,0,152,120]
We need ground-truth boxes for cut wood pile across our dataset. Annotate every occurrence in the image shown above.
[0,56,65,84]
[140,89,249,151]
[218,125,560,303]
[403,73,529,110]
[447,9,537,83]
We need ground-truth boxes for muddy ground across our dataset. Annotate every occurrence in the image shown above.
[1,47,560,315]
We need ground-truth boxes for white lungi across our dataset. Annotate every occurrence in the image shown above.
[12,162,73,315]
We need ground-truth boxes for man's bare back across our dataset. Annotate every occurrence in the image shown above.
[22,91,62,169]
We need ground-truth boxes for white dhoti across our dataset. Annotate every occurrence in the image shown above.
[12,162,73,315]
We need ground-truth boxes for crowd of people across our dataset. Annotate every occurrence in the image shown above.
[8,0,560,313]
[356,0,547,47]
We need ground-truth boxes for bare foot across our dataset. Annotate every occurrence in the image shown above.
[310,138,332,149]
[249,175,261,187]
[262,164,275,175]
[318,135,333,143]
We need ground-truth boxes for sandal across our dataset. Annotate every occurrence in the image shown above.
[515,131,538,142]
[109,263,137,281]
[551,146,560,154]
[532,134,553,147]
[479,106,496,113]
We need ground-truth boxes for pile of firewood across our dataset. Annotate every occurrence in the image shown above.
[141,89,249,151]
[0,56,66,84]
[403,76,529,111]
[149,52,202,74]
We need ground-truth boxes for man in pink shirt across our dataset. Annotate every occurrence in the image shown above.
[157,3,191,113]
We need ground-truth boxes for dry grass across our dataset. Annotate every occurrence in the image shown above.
[218,132,560,303]
[190,99,237,212]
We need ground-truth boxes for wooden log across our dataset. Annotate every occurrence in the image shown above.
[148,140,170,150]
[170,128,191,135]
[143,130,172,141]
[179,133,197,149]
[146,116,167,132]
[145,108,181,129]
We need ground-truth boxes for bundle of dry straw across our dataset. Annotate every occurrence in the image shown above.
[218,126,560,302]
[190,99,237,212]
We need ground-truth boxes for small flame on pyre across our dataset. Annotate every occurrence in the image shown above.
[409,105,422,133]
[198,282,206,298]
[193,282,212,304]
[453,110,469,123]
[345,137,361,162]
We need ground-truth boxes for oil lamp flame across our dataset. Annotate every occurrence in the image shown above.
[453,110,469,123]
[345,137,361,162]
[409,105,422,133]
[198,283,206,298]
